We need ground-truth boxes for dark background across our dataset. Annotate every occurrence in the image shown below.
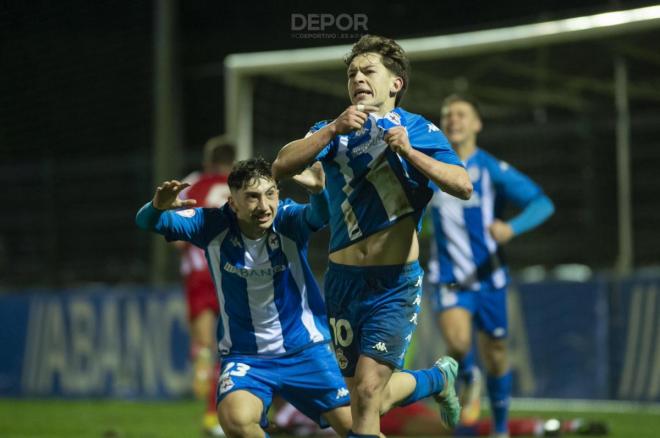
[1,0,658,287]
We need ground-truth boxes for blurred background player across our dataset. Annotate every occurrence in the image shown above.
[273,34,472,438]
[178,136,235,436]
[137,158,353,438]
[428,94,555,437]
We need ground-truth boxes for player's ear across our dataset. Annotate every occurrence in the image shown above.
[228,195,237,212]
[389,76,403,96]
[474,117,483,134]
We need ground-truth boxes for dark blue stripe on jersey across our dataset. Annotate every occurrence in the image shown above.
[220,235,258,354]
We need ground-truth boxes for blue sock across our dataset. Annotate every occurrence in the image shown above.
[458,349,476,385]
[347,431,379,438]
[398,367,446,406]
[487,371,512,434]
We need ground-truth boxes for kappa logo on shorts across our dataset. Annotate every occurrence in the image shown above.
[414,276,422,287]
[413,294,421,306]
[410,313,418,325]
[405,333,412,342]
[373,342,388,352]
[336,387,349,399]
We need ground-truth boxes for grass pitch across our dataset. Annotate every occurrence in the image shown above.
[0,399,658,437]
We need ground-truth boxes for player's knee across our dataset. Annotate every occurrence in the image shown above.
[354,379,385,407]
[446,336,472,358]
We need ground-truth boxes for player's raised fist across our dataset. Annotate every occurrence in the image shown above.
[384,126,412,156]
[153,180,198,210]
[332,104,379,135]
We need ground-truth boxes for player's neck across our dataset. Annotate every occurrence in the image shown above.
[453,140,477,161]
[238,221,268,240]
[375,101,396,116]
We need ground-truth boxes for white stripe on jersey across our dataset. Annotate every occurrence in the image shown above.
[366,152,413,221]
[280,234,324,343]
[438,191,480,289]
[480,170,507,288]
[243,234,284,355]
[334,136,363,240]
[207,230,232,353]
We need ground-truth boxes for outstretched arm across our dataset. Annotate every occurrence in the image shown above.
[272,104,379,180]
[385,127,473,200]
[136,180,197,231]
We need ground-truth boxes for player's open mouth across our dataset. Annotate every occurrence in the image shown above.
[255,214,271,223]
[353,89,372,99]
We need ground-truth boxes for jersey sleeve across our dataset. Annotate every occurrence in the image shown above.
[306,120,335,161]
[135,202,228,248]
[407,116,463,167]
[485,156,555,235]
[275,195,329,244]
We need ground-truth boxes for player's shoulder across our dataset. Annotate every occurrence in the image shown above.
[396,107,440,132]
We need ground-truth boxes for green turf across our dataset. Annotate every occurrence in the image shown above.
[0,399,658,437]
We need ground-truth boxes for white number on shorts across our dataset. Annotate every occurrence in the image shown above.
[222,362,251,377]
[329,318,354,347]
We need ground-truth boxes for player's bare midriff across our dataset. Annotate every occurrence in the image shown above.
[329,215,419,266]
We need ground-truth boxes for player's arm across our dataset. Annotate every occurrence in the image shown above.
[136,180,211,245]
[489,161,555,244]
[385,126,473,200]
[272,104,378,180]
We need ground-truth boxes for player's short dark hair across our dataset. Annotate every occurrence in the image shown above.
[228,157,273,191]
[204,136,236,166]
[442,94,482,119]
[344,35,410,106]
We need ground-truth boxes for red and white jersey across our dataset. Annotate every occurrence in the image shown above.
[179,173,230,276]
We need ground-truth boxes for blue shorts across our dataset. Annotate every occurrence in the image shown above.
[216,342,349,428]
[429,284,508,338]
[324,261,423,376]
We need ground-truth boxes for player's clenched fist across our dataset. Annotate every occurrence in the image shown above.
[152,180,198,210]
[332,104,379,135]
[384,126,412,156]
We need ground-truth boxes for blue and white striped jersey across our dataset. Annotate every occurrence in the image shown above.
[142,198,331,357]
[308,107,463,253]
[428,148,549,291]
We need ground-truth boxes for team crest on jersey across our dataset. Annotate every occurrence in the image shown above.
[175,209,196,218]
[268,233,280,251]
[385,111,401,125]
[335,348,349,370]
[218,375,235,394]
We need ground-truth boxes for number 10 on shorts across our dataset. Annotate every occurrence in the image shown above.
[329,318,354,347]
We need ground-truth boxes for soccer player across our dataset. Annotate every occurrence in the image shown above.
[272,35,473,437]
[177,137,234,436]
[428,94,555,438]
[136,158,352,438]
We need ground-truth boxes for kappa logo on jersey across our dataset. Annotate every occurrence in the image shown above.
[427,122,440,132]
[373,342,388,352]
[336,387,349,399]
[175,209,196,218]
[229,236,242,248]
[268,233,280,251]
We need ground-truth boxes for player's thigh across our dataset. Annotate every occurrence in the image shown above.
[217,389,263,429]
[436,306,473,354]
[279,343,351,429]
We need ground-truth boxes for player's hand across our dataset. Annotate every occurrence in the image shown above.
[384,126,412,156]
[332,104,379,135]
[152,180,198,210]
[291,161,325,194]
[489,219,514,244]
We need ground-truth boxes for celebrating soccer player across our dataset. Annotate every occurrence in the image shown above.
[427,94,555,437]
[273,35,473,437]
[136,159,352,438]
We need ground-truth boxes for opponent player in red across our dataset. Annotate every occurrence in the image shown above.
[179,136,235,436]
